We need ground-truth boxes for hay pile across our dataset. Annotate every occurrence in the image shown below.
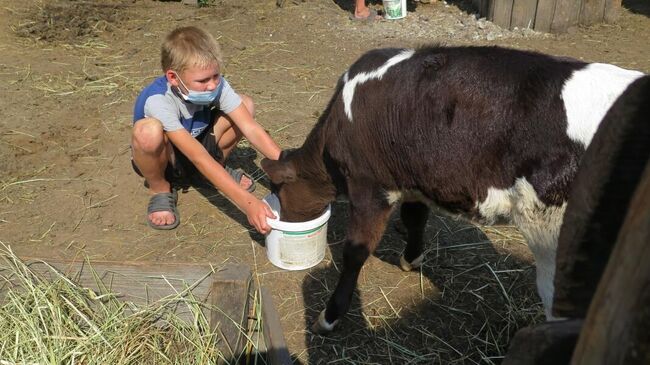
[0,246,263,365]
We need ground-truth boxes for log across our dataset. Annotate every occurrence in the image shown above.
[502,320,583,365]
[554,76,650,318]
[570,161,650,365]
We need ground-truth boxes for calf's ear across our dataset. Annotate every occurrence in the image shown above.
[261,158,297,184]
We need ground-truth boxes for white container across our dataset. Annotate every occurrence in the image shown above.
[263,194,331,271]
[383,0,407,20]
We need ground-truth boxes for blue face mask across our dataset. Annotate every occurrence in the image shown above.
[175,73,224,106]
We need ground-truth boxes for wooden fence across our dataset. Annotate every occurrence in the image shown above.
[472,0,623,33]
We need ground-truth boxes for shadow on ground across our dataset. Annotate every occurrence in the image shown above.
[623,0,650,17]
[189,145,271,245]
[301,201,544,363]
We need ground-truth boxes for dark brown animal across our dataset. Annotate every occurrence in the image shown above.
[261,46,645,333]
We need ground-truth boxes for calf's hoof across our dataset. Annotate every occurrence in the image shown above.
[311,310,338,335]
[399,254,424,271]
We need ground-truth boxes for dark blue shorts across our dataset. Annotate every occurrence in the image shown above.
[131,122,224,184]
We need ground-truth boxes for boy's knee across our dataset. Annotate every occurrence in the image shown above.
[132,118,165,152]
[240,94,255,117]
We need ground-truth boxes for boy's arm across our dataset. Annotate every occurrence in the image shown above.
[227,104,282,160]
[166,129,275,234]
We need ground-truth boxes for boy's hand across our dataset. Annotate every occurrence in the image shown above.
[245,198,277,235]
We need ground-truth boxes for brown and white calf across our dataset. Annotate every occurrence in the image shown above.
[261,46,645,333]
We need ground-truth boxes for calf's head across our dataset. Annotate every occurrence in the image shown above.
[262,150,333,223]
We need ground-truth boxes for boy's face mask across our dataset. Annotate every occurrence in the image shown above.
[174,72,224,106]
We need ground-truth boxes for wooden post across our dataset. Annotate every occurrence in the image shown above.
[603,0,623,22]
[551,0,582,33]
[581,0,606,25]
[511,0,538,29]
[554,76,650,318]
[534,0,557,32]
[502,320,583,365]
[492,0,515,30]
[570,162,650,365]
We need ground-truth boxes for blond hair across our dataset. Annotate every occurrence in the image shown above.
[161,26,223,73]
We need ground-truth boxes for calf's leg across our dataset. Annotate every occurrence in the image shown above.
[399,201,429,271]
[511,179,567,320]
[312,188,394,334]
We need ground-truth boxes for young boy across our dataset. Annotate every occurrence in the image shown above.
[132,26,280,234]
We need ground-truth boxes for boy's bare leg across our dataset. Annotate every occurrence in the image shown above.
[211,94,255,190]
[131,118,176,226]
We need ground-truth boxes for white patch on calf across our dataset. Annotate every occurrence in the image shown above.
[510,178,566,320]
[477,178,566,320]
[562,63,643,147]
[477,186,514,225]
[385,190,403,206]
[342,49,415,122]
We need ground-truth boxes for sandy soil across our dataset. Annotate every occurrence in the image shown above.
[0,0,648,363]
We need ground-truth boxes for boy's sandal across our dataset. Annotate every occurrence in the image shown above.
[225,166,256,193]
[147,190,180,230]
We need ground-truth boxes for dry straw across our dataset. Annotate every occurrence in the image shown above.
[0,244,265,365]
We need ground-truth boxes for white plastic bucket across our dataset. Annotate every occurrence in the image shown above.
[383,0,407,20]
[263,194,331,271]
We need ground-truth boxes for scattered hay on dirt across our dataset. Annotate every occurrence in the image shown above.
[14,1,130,43]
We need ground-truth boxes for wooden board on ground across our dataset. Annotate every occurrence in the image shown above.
[0,258,252,344]
[261,287,293,365]
[210,264,252,361]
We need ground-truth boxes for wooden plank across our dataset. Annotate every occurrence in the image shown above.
[210,264,252,361]
[481,0,491,17]
[502,320,583,365]
[570,162,650,365]
[261,287,292,365]
[581,0,607,25]
[534,0,557,32]
[0,258,218,311]
[492,0,515,29]
[487,0,497,20]
[554,76,650,318]
[603,0,622,22]
[511,0,538,29]
[551,0,582,33]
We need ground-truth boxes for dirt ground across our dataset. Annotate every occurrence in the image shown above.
[0,0,648,363]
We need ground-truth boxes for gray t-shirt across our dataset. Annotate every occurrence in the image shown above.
[133,75,242,137]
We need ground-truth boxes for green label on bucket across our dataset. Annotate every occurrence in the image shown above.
[281,223,326,236]
[384,0,403,18]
